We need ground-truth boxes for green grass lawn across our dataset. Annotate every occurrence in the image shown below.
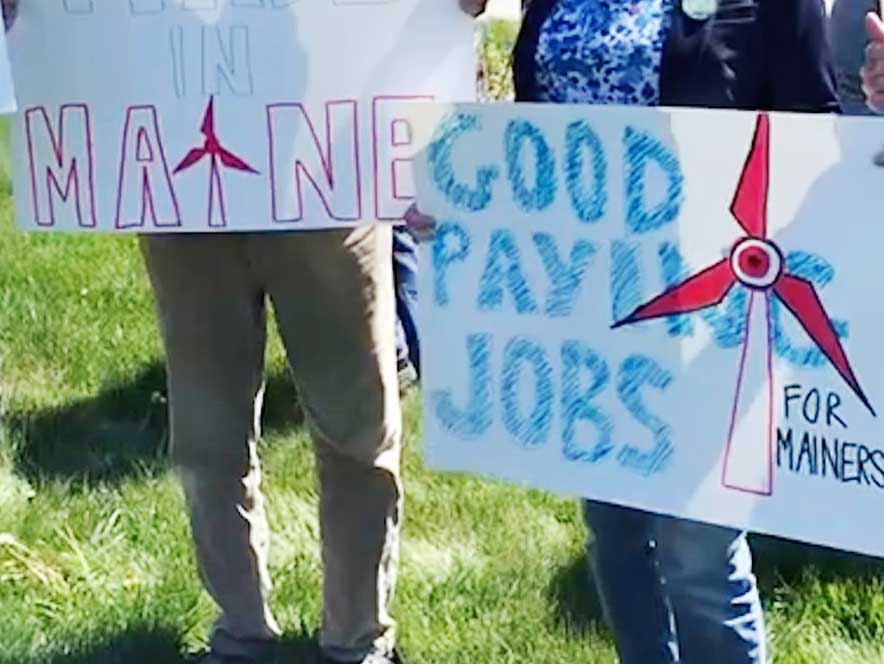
[4,20,884,664]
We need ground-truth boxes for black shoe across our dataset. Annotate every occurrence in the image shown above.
[198,652,258,664]
[198,638,276,663]
[322,648,406,664]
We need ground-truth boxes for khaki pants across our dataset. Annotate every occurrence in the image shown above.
[140,227,402,661]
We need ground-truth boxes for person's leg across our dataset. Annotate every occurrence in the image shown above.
[652,516,766,664]
[583,501,678,664]
[392,226,420,376]
[253,227,402,662]
[140,235,279,660]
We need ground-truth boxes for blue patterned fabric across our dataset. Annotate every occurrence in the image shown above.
[535,0,675,106]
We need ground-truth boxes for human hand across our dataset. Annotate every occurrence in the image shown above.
[403,203,437,243]
[861,12,884,112]
[459,0,488,17]
[1,0,17,32]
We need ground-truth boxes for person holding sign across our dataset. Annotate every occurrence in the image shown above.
[511,2,836,663]
[409,1,838,663]
[2,1,484,664]
[389,0,491,392]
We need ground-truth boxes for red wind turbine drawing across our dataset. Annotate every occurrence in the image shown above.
[613,113,874,496]
[174,96,259,228]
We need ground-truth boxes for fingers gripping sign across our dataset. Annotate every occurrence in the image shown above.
[404,203,439,243]
[862,4,884,112]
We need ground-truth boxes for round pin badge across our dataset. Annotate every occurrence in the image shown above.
[682,0,717,20]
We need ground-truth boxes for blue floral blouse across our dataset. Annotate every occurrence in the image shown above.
[535,0,675,106]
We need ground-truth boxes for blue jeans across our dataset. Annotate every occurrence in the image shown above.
[584,501,767,664]
[393,226,420,375]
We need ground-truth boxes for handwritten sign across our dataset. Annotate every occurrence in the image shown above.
[8,1,473,233]
[412,102,884,557]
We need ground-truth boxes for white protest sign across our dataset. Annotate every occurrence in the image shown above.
[8,0,473,233]
[412,102,884,557]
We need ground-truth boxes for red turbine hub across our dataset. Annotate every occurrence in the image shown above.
[730,238,782,289]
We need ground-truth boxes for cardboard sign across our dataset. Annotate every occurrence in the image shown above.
[8,0,473,233]
[412,102,884,557]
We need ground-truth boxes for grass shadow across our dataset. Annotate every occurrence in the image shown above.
[6,362,170,485]
[547,552,607,636]
[0,627,321,664]
[0,626,189,664]
[6,362,304,486]
[752,534,884,590]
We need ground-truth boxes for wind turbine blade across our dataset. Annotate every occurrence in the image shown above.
[173,148,207,174]
[730,114,770,239]
[613,258,736,327]
[774,274,875,416]
[218,146,259,174]
[201,96,215,137]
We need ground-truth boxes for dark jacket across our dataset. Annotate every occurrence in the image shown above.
[513,0,840,113]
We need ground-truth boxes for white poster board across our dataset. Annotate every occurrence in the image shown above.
[8,1,473,233]
[413,102,884,557]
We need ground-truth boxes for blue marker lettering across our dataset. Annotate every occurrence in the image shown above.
[533,233,596,318]
[561,341,614,463]
[564,120,607,223]
[610,240,643,323]
[505,119,556,213]
[428,112,499,212]
[624,126,684,235]
[501,338,554,447]
[772,251,848,368]
[431,333,493,439]
[616,355,674,476]
[432,221,471,307]
[478,229,539,314]
[657,242,695,338]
